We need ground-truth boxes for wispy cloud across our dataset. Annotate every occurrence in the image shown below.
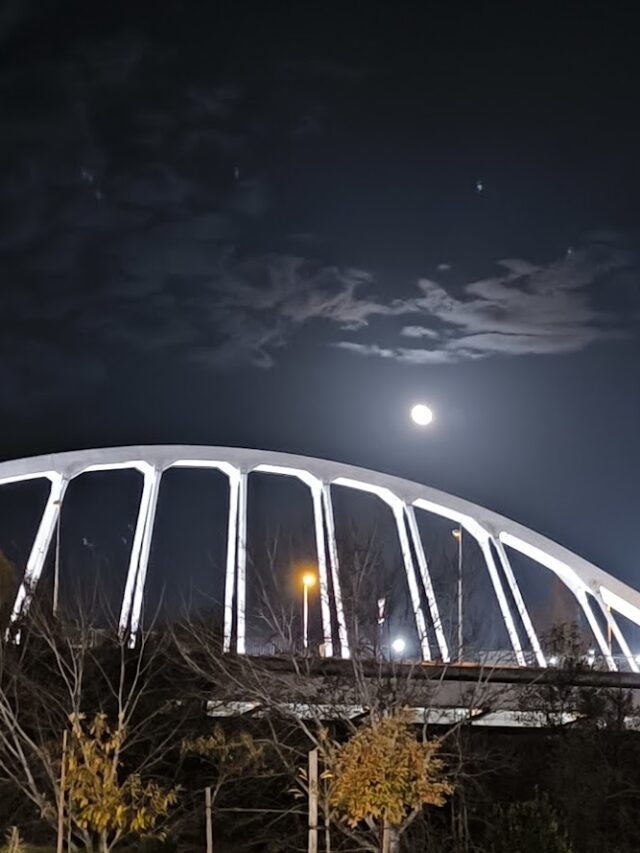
[334,242,635,363]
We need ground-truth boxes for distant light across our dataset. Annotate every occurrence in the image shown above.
[451,528,462,541]
[302,572,316,588]
[549,655,558,666]
[476,179,484,193]
[588,648,595,656]
[410,404,434,427]
[391,637,406,654]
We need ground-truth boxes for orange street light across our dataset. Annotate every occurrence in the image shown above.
[301,570,317,650]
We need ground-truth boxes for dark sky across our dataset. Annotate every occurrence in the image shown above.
[1,3,639,585]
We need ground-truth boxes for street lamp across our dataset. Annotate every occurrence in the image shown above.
[301,571,316,650]
[410,403,434,427]
[452,527,463,661]
[391,636,406,655]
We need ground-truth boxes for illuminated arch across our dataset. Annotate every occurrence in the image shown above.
[3,445,638,672]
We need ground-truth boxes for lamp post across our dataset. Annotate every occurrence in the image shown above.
[302,572,316,650]
[53,499,63,618]
[452,527,463,661]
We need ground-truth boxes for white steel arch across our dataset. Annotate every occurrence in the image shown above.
[2,445,639,672]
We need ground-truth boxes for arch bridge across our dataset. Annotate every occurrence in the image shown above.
[3,445,640,673]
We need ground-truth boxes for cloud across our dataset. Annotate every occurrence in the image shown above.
[335,242,634,365]
[333,342,462,364]
[400,326,440,339]
[0,22,636,405]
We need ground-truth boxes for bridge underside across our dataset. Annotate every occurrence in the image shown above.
[2,445,640,674]
[203,656,640,729]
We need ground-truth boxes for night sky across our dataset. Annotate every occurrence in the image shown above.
[1,3,639,588]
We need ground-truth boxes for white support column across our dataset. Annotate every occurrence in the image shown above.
[595,596,638,673]
[236,472,248,655]
[119,467,156,637]
[492,536,546,668]
[392,503,431,661]
[478,538,526,667]
[223,471,240,654]
[10,473,68,627]
[128,468,162,643]
[405,506,449,662]
[576,589,616,672]
[310,483,333,656]
[321,484,349,658]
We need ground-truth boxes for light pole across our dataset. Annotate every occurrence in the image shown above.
[302,572,316,650]
[377,596,386,657]
[452,527,463,661]
[53,499,63,618]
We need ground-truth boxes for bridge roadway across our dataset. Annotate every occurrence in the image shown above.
[202,655,640,729]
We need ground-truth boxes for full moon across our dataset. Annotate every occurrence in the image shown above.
[410,403,434,426]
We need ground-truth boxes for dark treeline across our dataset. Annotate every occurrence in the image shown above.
[1,601,639,853]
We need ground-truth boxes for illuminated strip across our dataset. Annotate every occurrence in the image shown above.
[252,464,334,655]
[405,506,449,661]
[10,472,68,626]
[594,597,638,673]
[576,589,616,671]
[492,537,546,667]
[310,482,333,654]
[236,472,248,655]
[223,472,240,653]
[500,530,620,671]
[128,468,162,641]
[600,586,640,629]
[119,465,156,636]
[321,484,350,658]
[410,497,525,664]
[333,478,430,660]
[478,538,526,666]
[166,460,242,653]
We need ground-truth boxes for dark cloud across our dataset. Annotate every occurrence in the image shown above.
[0,18,637,412]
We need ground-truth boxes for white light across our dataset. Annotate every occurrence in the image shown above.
[410,404,433,427]
[391,637,406,654]
[549,655,558,666]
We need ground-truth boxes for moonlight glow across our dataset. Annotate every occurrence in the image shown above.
[410,403,434,426]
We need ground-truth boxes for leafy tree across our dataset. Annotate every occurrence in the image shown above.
[485,792,573,853]
[65,713,179,853]
[327,713,453,852]
[181,725,266,850]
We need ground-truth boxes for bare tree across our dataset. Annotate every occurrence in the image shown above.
[0,598,188,850]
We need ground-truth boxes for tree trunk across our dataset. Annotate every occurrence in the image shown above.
[205,786,213,853]
[381,823,400,853]
[308,748,319,853]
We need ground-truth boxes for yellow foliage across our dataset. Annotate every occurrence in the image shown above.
[182,725,264,775]
[64,713,179,843]
[328,713,453,828]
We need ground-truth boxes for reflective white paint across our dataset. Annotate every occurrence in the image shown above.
[3,445,638,670]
